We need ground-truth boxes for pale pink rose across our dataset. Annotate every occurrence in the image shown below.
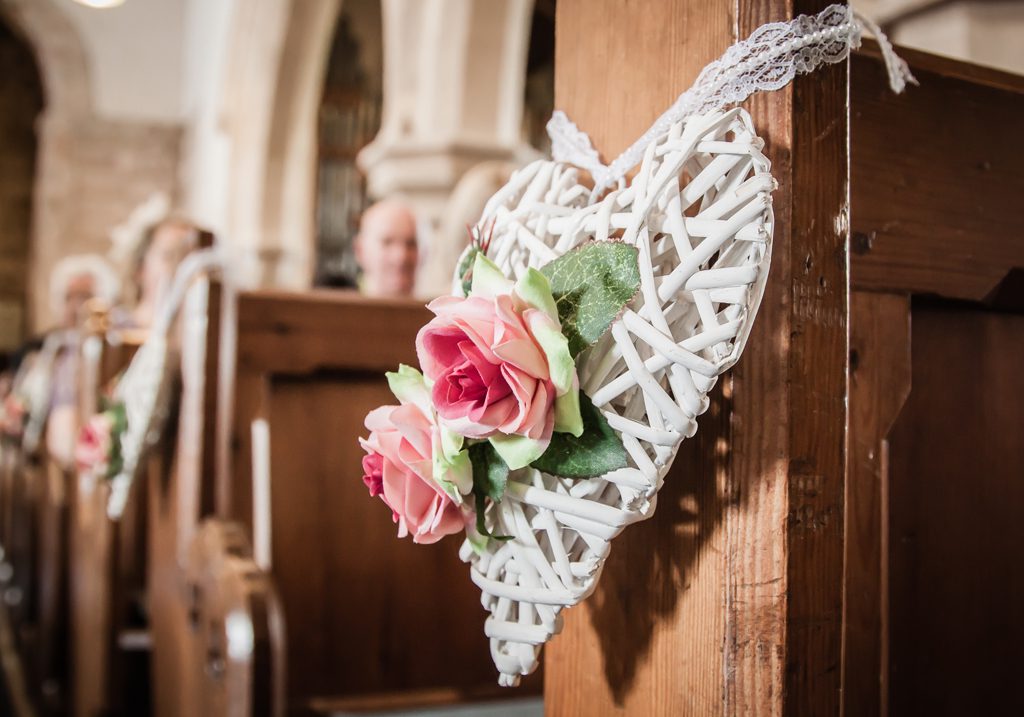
[417,294,556,445]
[2,395,26,437]
[359,403,466,544]
[75,412,113,476]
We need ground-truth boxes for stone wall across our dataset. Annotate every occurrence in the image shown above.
[29,116,182,331]
[0,17,43,352]
[1,0,183,333]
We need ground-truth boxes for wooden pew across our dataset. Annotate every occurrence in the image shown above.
[0,325,107,713]
[176,290,539,716]
[65,233,219,717]
[147,273,248,717]
[67,316,148,717]
[844,44,1024,716]
[543,3,1024,715]
[5,431,37,634]
[30,304,136,714]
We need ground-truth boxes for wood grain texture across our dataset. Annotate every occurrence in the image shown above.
[32,461,69,711]
[64,329,149,717]
[886,306,1024,716]
[843,292,911,717]
[850,43,1024,300]
[221,291,534,711]
[187,520,285,717]
[739,2,849,714]
[547,2,735,714]
[149,277,224,717]
[547,2,849,715]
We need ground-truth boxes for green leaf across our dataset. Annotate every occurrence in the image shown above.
[469,441,509,501]
[530,391,628,479]
[553,387,583,437]
[106,402,127,480]
[469,442,512,540]
[489,433,547,471]
[470,253,514,298]
[456,246,479,297]
[540,241,640,357]
[386,364,432,415]
[515,268,559,323]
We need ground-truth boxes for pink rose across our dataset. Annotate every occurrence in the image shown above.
[75,412,114,476]
[415,255,582,470]
[359,367,472,544]
[419,294,555,440]
[2,395,26,437]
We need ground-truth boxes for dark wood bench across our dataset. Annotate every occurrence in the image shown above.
[844,43,1024,717]
[544,2,1024,715]
[161,290,541,716]
[66,316,149,717]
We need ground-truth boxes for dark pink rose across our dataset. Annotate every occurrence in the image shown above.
[359,403,467,544]
[75,412,114,475]
[417,294,556,446]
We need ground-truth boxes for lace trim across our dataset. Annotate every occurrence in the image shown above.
[547,4,916,194]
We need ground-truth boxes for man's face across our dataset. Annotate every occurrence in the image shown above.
[356,206,418,298]
[62,273,96,328]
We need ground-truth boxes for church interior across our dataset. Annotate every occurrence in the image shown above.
[0,0,1021,715]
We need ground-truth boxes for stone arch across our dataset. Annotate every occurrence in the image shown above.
[221,0,342,288]
[0,0,94,331]
[0,0,91,122]
[0,13,43,351]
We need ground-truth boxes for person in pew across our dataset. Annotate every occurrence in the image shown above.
[38,255,120,465]
[354,199,420,298]
[123,217,201,329]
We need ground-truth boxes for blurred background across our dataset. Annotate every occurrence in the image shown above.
[0,3,1022,715]
[1,0,1022,346]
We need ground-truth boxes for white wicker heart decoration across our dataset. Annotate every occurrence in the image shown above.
[457,107,774,684]
[359,2,915,686]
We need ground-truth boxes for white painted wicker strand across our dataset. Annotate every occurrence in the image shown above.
[458,108,774,685]
[547,3,915,195]
[108,248,224,519]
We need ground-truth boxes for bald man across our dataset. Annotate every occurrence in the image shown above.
[354,200,419,298]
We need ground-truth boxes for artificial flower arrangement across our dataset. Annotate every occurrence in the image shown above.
[75,397,127,480]
[1,393,28,440]
[360,229,641,546]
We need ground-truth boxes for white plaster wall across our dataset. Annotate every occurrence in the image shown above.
[854,0,1024,75]
[179,0,236,235]
[52,0,184,122]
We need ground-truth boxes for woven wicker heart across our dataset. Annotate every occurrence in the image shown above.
[456,108,775,685]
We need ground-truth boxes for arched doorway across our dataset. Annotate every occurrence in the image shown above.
[314,0,384,287]
[0,17,43,357]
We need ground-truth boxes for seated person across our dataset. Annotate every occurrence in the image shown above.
[354,199,419,298]
[126,218,201,330]
[29,255,119,463]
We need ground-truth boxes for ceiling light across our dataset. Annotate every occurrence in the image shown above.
[72,0,127,8]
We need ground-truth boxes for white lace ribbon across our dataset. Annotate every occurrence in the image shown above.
[108,248,226,519]
[547,3,916,194]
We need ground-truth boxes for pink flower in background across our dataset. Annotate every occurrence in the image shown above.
[1,395,27,437]
[75,412,114,476]
[359,366,472,544]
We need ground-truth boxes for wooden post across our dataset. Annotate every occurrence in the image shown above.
[546,1,849,715]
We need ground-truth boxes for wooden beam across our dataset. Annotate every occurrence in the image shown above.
[851,42,1024,301]
[844,292,911,717]
[546,2,850,715]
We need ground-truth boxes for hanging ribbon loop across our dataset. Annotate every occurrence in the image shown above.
[547,3,916,195]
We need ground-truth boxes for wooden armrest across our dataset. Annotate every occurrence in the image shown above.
[187,519,285,717]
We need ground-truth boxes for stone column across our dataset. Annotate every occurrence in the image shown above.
[358,0,538,240]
